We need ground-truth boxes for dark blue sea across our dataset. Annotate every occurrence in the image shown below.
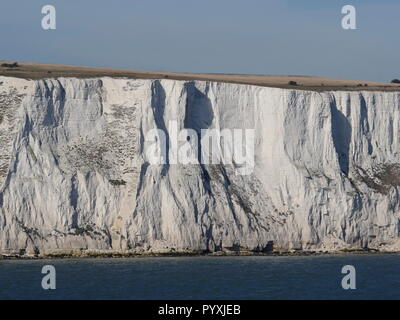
[0,254,399,299]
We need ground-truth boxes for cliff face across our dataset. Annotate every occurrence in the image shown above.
[1,76,400,255]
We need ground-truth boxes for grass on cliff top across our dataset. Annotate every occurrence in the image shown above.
[1,61,400,92]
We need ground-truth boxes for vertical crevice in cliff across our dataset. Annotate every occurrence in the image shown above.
[70,175,79,229]
[39,79,67,126]
[135,162,149,200]
[184,82,214,194]
[330,96,351,175]
[150,80,169,176]
[359,94,373,155]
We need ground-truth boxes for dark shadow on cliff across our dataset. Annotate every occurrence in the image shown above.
[359,94,373,155]
[41,80,66,126]
[150,80,169,176]
[70,175,79,228]
[330,97,352,175]
[184,82,214,194]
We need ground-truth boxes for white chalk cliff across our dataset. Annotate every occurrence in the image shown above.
[1,75,400,255]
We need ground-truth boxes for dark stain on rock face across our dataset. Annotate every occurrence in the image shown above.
[355,163,400,195]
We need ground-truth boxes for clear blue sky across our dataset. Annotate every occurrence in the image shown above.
[0,0,399,82]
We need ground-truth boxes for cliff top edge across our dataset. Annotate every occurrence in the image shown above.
[1,61,399,92]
